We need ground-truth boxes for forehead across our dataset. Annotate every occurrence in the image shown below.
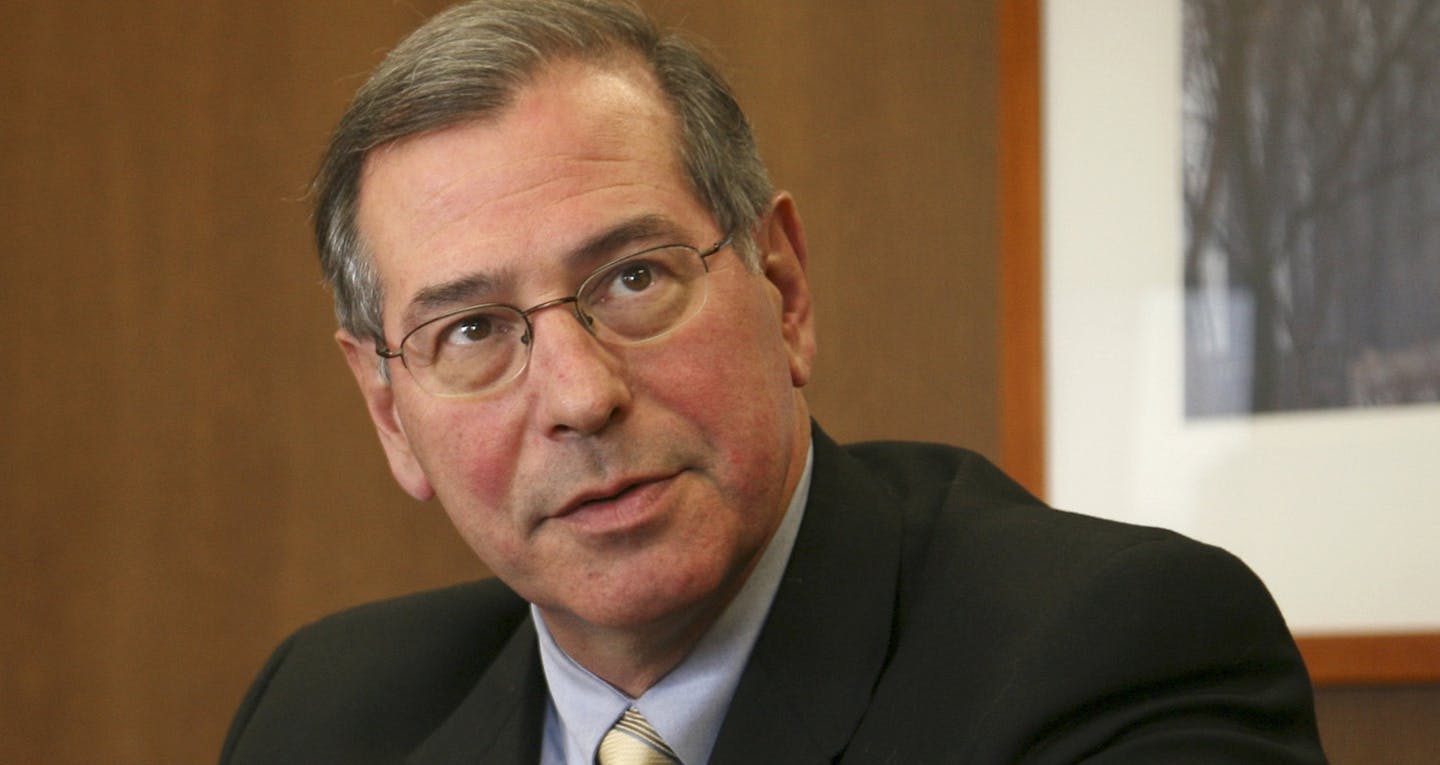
[355,59,706,325]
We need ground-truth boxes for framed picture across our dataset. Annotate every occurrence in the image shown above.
[999,0,1440,683]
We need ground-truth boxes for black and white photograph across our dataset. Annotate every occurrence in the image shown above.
[1184,0,1440,417]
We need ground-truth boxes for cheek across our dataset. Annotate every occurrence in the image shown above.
[401,397,524,513]
[645,297,798,465]
[701,289,795,408]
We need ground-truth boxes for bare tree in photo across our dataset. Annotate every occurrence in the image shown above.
[1184,0,1440,417]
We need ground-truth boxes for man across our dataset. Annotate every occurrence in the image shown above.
[222,1,1326,763]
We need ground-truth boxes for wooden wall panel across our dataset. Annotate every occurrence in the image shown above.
[1,3,471,762]
[644,0,1000,451]
[2,2,999,761]
[1313,685,1440,765]
[996,0,1044,497]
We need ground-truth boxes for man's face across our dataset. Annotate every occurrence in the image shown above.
[341,59,816,640]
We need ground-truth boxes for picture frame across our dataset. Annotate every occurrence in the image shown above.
[998,0,1440,685]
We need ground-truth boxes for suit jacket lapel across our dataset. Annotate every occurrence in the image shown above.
[408,616,547,765]
[709,427,903,764]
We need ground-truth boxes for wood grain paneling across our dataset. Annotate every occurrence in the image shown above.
[2,3,474,762]
[996,0,1044,497]
[644,0,1000,452]
[1314,684,1440,765]
[1299,633,1440,686]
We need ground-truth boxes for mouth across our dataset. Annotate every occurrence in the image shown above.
[548,472,681,533]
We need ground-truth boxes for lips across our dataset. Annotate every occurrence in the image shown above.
[548,472,680,533]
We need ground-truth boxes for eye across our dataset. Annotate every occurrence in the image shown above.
[596,256,678,305]
[431,308,523,352]
[617,262,655,292]
[577,246,705,340]
[443,313,495,345]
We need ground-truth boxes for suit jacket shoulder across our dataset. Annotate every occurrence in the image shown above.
[220,579,536,764]
[748,433,1326,764]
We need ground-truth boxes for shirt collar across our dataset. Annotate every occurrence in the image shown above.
[534,440,814,764]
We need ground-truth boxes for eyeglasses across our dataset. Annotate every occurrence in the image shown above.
[376,234,733,397]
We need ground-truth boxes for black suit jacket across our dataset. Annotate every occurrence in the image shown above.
[222,428,1326,763]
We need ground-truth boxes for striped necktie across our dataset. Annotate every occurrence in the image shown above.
[596,707,680,764]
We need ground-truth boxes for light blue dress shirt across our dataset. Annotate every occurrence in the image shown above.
[534,442,814,765]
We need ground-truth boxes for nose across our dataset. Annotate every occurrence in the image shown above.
[525,304,632,437]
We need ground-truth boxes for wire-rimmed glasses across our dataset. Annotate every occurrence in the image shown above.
[376,235,733,397]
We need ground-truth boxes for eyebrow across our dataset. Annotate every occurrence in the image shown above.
[399,213,689,330]
[568,213,684,268]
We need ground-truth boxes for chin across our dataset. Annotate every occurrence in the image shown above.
[577,558,735,631]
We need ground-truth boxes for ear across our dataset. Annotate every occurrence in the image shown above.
[336,330,436,501]
[757,192,817,387]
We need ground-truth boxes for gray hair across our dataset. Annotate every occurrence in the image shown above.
[313,0,774,342]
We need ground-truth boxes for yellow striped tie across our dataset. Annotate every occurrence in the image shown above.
[596,707,680,764]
